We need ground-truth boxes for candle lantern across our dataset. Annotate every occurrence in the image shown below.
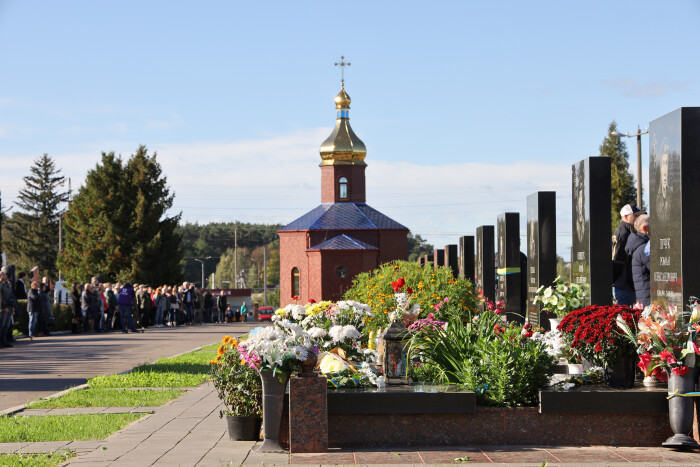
[381,320,412,385]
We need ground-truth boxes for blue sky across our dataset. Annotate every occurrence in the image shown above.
[1,1,699,258]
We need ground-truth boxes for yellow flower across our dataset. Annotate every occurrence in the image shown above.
[218,344,227,354]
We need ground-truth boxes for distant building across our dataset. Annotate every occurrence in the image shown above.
[278,85,408,306]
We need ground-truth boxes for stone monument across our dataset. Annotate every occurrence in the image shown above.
[526,192,557,328]
[571,157,611,306]
[497,213,522,321]
[444,244,459,278]
[475,226,495,304]
[649,107,700,307]
[459,235,475,283]
[433,249,445,267]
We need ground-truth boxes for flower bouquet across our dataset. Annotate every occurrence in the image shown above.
[617,301,700,380]
[532,276,586,318]
[390,277,420,324]
[559,304,641,369]
[210,335,262,418]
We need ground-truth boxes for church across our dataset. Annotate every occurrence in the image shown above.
[277,82,409,306]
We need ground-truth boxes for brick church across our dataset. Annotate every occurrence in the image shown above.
[278,85,408,306]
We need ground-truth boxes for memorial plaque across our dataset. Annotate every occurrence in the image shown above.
[526,192,557,328]
[497,212,522,322]
[443,244,459,278]
[571,157,611,306]
[649,107,700,307]
[459,236,475,283]
[433,249,445,267]
[475,226,495,304]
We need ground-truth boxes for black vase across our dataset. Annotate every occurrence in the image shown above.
[252,370,288,453]
[604,354,636,389]
[663,368,700,449]
[226,415,261,441]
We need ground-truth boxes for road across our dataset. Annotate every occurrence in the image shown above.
[0,322,260,412]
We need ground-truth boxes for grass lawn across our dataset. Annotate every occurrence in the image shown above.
[0,451,75,467]
[88,346,218,388]
[0,413,146,442]
[29,388,184,409]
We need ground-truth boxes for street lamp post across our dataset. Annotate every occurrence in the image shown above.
[193,256,212,288]
[612,126,649,208]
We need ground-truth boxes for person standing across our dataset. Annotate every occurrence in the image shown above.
[139,285,152,328]
[26,280,41,339]
[81,284,94,332]
[612,204,643,306]
[118,282,138,333]
[626,214,651,307]
[238,301,247,323]
[216,292,227,324]
[15,272,27,300]
[104,283,117,332]
[70,283,82,333]
[0,271,15,347]
[203,289,214,323]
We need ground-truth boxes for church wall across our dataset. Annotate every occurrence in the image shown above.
[279,231,310,307]
[321,165,367,203]
[378,230,409,264]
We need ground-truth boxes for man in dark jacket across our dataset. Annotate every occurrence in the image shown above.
[118,282,138,333]
[15,272,27,300]
[612,204,643,305]
[203,290,214,323]
[216,292,227,324]
[625,214,650,307]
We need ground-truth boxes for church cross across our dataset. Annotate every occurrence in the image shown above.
[334,56,351,87]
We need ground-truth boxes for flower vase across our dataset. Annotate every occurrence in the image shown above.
[662,367,700,449]
[299,353,318,377]
[548,318,562,331]
[603,353,636,389]
[643,374,663,387]
[253,370,288,453]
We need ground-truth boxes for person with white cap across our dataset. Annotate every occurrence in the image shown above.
[612,204,644,306]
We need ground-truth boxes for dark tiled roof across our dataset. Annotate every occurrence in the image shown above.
[308,234,379,251]
[279,203,408,232]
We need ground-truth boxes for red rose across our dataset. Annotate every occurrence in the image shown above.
[672,366,690,376]
[406,287,414,295]
[308,299,316,304]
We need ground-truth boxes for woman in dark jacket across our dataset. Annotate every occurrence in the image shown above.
[26,281,41,339]
[625,214,650,307]
[71,283,82,333]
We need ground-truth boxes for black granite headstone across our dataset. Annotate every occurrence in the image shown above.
[572,157,611,306]
[433,249,445,267]
[444,244,458,278]
[649,107,700,307]
[475,226,495,304]
[526,192,557,328]
[497,213,522,321]
[459,236,475,283]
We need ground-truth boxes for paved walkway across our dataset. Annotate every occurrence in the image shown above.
[0,322,258,412]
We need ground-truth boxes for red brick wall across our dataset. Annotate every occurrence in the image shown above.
[279,231,310,306]
[321,165,367,203]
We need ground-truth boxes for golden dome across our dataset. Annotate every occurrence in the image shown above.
[320,87,366,166]
[334,88,351,108]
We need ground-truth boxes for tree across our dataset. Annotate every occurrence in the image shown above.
[407,233,434,262]
[58,146,183,284]
[5,155,69,277]
[601,122,637,229]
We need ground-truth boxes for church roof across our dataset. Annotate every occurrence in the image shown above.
[278,202,408,232]
[308,234,378,251]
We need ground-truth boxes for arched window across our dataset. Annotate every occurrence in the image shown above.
[338,177,348,199]
[291,267,300,297]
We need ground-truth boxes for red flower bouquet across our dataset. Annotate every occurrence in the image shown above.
[559,304,641,367]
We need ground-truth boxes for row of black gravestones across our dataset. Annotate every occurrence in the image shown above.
[415,107,699,327]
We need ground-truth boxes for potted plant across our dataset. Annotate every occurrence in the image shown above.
[558,304,641,388]
[210,336,262,441]
[617,301,700,448]
[532,276,586,329]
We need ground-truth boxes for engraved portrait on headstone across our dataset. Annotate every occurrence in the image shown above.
[574,163,586,244]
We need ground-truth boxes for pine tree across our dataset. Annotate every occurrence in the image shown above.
[5,155,69,277]
[58,146,183,284]
[600,122,637,230]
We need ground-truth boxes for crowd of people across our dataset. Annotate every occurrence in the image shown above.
[0,270,251,347]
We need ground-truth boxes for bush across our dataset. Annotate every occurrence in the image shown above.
[344,260,480,333]
[408,310,555,407]
[13,300,73,335]
[252,289,279,308]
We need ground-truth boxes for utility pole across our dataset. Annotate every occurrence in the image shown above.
[263,246,268,306]
[234,226,238,289]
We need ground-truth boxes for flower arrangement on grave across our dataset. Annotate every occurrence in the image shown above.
[558,304,641,368]
[617,300,700,381]
[344,260,481,334]
[532,276,587,318]
[407,313,445,332]
[209,335,262,418]
[390,277,420,323]
[237,322,315,382]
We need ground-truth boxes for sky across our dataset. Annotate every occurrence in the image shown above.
[1,0,699,259]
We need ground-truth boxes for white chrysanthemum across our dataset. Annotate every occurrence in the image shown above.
[291,345,308,361]
[329,325,344,343]
[291,304,306,321]
[336,301,350,310]
[308,327,327,339]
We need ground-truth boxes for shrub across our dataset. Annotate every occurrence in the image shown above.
[13,300,73,335]
[344,260,480,333]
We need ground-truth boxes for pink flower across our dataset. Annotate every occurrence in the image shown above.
[659,349,676,364]
[487,301,496,311]
[638,352,653,375]
[444,297,450,303]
